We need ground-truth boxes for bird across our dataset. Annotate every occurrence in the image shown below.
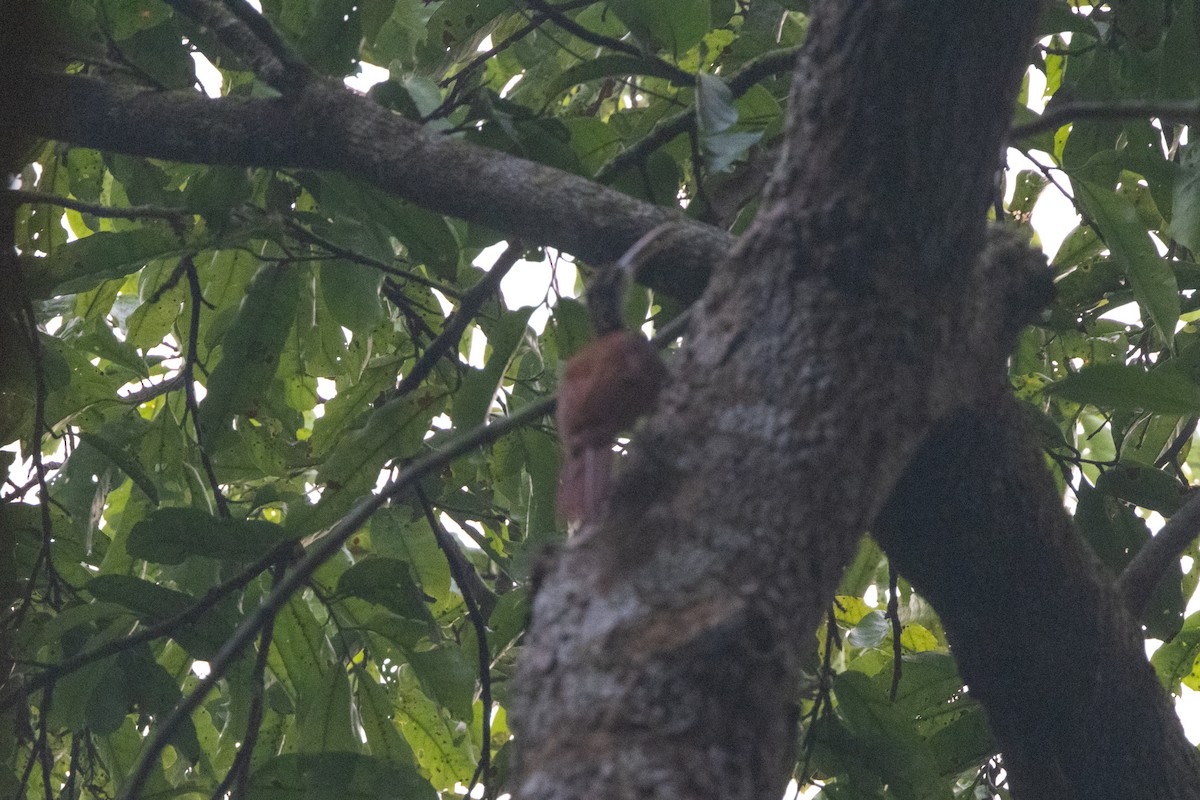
[555,228,671,524]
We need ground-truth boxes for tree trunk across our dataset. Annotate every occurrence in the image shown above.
[511,3,1070,798]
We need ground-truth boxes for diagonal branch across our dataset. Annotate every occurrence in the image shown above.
[9,71,729,302]
[1119,488,1200,617]
[164,0,312,93]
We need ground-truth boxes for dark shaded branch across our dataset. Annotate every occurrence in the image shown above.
[164,0,311,93]
[10,71,729,302]
[1119,488,1200,618]
[875,402,1200,799]
[387,242,523,402]
[1010,99,1200,141]
[523,0,694,87]
[284,218,461,298]
[181,257,230,518]
[416,487,494,800]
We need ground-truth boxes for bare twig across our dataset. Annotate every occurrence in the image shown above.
[3,189,189,220]
[385,241,523,402]
[887,564,902,701]
[523,0,694,87]
[416,487,494,800]
[1010,99,1200,141]
[181,257,230,518]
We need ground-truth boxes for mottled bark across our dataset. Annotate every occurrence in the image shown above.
[876,404,1200,799]
[512,3,1047,799]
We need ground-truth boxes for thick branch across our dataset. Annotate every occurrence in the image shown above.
[7,71,728,301]
[875,403,1200,799]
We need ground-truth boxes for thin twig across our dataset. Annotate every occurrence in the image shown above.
[3,189,189,220]
[0,539,296,709]
[182,258,230,518]
[1010,99,1200,141]
[116,393,557,800]
[595,46,800,182]
[523,0,694,87]
[211,559,284,800]
[386,241,523,401]
[887,564,902,701]
[416,487,494,800]
[38,687,53,800]
[285,220,461,298]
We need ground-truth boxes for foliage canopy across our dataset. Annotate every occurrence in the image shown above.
[5,0,1200,798]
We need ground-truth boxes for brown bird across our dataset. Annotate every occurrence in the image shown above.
[555,227,671,524]
[556,330,666,522]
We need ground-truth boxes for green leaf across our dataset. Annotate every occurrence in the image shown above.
[356,677,422,768]
[1047,363,1200,414]
[85,574,233,659]
[270,595,330,702]
[1152,609,1200,692]
[606,0,710,53]
[1095,460,1185,514]
[298,667,360,753]
[77,432,159,505]
[549,54,689,98]
[320,261,385,334]
[197,263,305,447]
[846,611,889,649]
[126,507,291,564]
[409,645,475,722]
[452,307,533,430]
[23,228,182,298]
[337,557,437,625]
[695,72,738,136]
[185,166,252,227]
[1076,180,1179,347]
[317,389,445,486]
[391,667,475,792]
[245,752,437,800]
[1170,145,1200,255]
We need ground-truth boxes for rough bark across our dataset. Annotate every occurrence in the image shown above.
[512,3,1046,799]
[875,404,1200,799]
[4,71,726,301]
